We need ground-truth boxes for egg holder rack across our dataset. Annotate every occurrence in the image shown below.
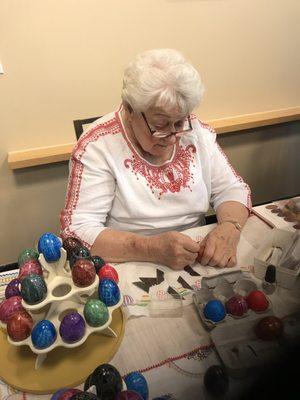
[2,247,123,369]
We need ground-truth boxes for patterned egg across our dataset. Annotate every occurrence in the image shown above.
[72,259,96,287]
[18,259,43,281]
[91,255,106,274]
[7,309,34,341]
[84,299,109,327]
[98,264,119,284]
[50,389,69,400]
[18,248,39,267]
[70,245,91,268]
[69,392,98,400]
[225,295,248,317]
[58,389,82,400]
[31,320,57,349]
[116,391,143,400]
[98,279,120,307]
[124,372,149,400]
[247,290,269,312]
[0,296,23,323]
[203,299,226,323]
[255,316,283,340]
[84,363,122,399]
[5,278,21,299]
[63,236,82,260]
[21,274,47,305]
[59,312,86,343]
[38,233,62,262]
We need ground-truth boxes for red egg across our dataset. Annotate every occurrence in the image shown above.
[98,264,119,284]
[7,309,34,341]
[0,296,24,323]
[225,295,248,317]
[18,260,43,281]
[246,290,269,312]
[255,316,283,340]
[72,259,96,287]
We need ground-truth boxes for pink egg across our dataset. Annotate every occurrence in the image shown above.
[0,296,24,323]
[225,295,248,317]
[98,264,119,284]
[18,260,43,281]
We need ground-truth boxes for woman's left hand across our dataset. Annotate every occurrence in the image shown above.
[197,222,241,268]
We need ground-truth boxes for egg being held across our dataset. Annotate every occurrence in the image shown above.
[59,312,86,343]
[203,299,226,323]
[247,290,269,312]
[84,363,123,399]
[72,259,96,287]
[18,260,43,281]
[0,296,23,323]
[99,279,120,307]
[7,309,34,341]
[5,278,21,299]
[38,233,62,262]
[204,365,229,397]
[255,316,283,341]
[98,264,119,284]
[31,319,57,349]
[18,248,39,267]
[225,295,248,317]
[84,299,109,327]
[124,372,149,400]
[21,274,47,305]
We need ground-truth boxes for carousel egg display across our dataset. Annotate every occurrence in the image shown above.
[72,259,96,287]
[225,294,248,317]
[203,299,226,323]
[38,233,62,262]
[58,389,82,400]
[31,319,57,349]
[255,316,284,341]
[70,245,91,268]
[18,248,39,267]
[98,279,120,307]
[91,255,106,274]
[84,363,123,400]
[62,236,82,260]
[21,274,47,305]
[5,278,21,299]
[124,372,149,400]
[7,309,34,342]
[98,264,119,284]
[59,311,86,343]
[69,392,98,400]
[116,391,143,400]
[0,295,23,323]
[84,299,109,327]
[50,389,69,400]
[204,365,229,397]
[18,259,43,281]
[247,290,269,312]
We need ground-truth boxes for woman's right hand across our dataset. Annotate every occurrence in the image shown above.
[148,231,200,270]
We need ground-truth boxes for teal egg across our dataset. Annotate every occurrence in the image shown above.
[21,274,47,305]
[18,248,39,267]
[84,299,109,327]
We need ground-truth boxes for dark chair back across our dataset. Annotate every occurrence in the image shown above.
[73,116,101,140]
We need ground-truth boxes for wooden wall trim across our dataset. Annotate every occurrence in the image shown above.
[8,107,300,170]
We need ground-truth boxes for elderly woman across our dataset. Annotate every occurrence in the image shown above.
[61,49,251,270]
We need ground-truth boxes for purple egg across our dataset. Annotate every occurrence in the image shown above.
[59,312,85,343]
[5,278,21,299]
[225,295,248,317]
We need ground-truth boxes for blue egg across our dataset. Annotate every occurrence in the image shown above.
[31,320,57,349]
[98,279,120,307]
[38,233,62,262]
[204,299,226,323]
[124,372,149,400]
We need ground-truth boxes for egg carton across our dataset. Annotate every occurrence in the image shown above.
[5,247,123,369]
[193,276,272,331]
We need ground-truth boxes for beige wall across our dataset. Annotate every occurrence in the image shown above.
[0,0,299,264]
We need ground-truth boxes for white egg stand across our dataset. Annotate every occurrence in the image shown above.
[7,248,123,370]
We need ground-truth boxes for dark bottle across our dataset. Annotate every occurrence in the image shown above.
[262,264,276,295]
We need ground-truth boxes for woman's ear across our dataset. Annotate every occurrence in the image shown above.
[123,101,133,114]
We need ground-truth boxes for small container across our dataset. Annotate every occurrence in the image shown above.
[262,265,276,295]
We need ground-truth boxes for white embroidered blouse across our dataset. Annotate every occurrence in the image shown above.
[60,108,251,248]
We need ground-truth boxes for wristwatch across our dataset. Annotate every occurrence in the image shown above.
[220,220,242,232]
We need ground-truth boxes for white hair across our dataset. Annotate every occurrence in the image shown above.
[121,49,204,115]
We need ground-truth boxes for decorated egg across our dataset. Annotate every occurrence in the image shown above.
[98,264,119,284]
[63,236,82,260]
[204,365,229,397]
[203,299,226,323]
[69,392,98,400]
[7,309,33,341]
[18,248,39,267]
[255,316,283,341]
[5,278,21,299]
[72,259,96,287]
[38,233,62,262]
[0,296,23,323]
[59,312,86,343]
[21,274,47,305]
[58,389,82,400]
[124,372,149,400]
[247,290,269,312]
[84,363,123,399]
[84,299,109,327]
[99,279,120,307]
[70,245,91,268]
[91,255,106,274]
[18,259,43,281]
[116,391,143,400]
[50,389,69,400]
[31,320,57,349]
[225,294,248,317]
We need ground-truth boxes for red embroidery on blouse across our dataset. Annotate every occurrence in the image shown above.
[124,144,197,199]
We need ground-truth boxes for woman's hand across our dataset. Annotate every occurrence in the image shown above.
[148,231,200,270]
[197,222,241,268]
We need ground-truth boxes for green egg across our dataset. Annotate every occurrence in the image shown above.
[84,299,109,327]
[18,248,39,267]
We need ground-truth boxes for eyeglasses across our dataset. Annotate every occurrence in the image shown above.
[141,112,193,139]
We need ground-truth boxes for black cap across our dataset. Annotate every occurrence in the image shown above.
[265,265,276,283]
